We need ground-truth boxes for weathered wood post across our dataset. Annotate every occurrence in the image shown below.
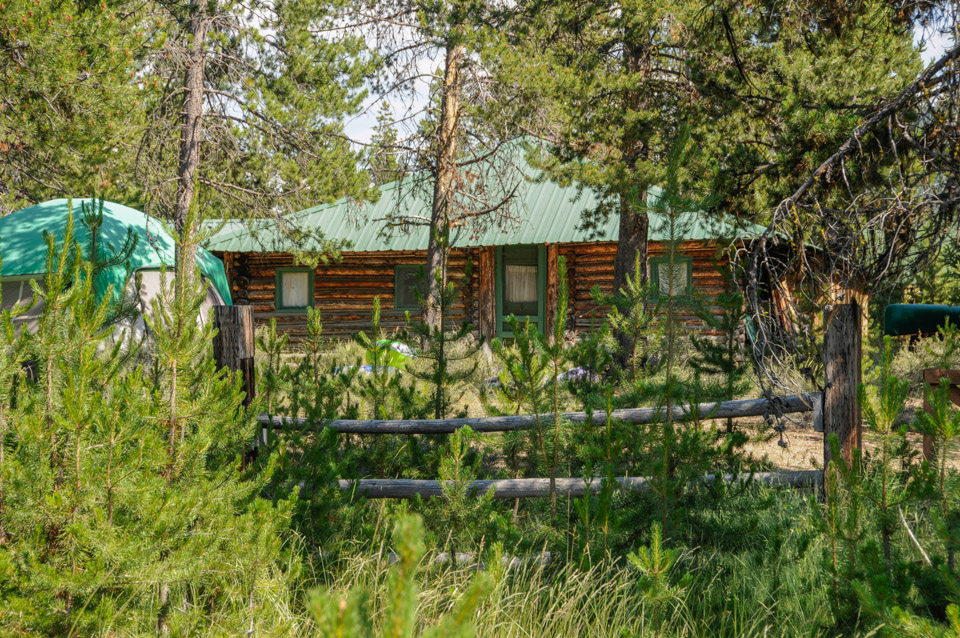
[212,306,259,463]
[823,302,862,467]
[212,305,256,404]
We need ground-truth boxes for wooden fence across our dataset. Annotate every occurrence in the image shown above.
[258,393,822,434]
[337,470,823,500]
[211,304,871,501]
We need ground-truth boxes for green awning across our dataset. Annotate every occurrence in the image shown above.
[0,198,232,305]
[884,304,960,337]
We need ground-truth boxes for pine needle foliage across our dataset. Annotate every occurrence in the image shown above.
[404,262,483,420]
[0,211,299,636]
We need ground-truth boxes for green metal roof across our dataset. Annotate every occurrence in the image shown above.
[204,161,761,253]
[0,199,232,305]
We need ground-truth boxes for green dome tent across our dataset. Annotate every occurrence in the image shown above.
[0,198,232,305]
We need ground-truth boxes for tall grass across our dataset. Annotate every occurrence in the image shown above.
[298,484,855,638]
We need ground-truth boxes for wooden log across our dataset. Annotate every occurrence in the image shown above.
[337,469,822,499]
[547,243,559,340]
[479,246,496,341]
[823,303,862,467]
[262,392,820,434]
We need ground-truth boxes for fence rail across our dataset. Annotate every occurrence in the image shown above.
[260,392,822,435]
[333,470,823,499]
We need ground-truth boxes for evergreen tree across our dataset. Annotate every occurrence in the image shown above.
[135,0,378,283]
[495,0,921,365]
[0,212,298,635]
[348,0,524,331]
[368,102,404,186]
[0,1,146,212]
[404,262,483,420]
[689,262,750,433]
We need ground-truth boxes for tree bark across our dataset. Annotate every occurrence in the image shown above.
[174,6,209,292]
[424,42,463,331]
[612,38,649,362]
[613,198,649,294]
[613,196,649,360]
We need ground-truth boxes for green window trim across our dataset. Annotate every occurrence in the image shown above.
[495,244,547,337]
[649,255,694,299]
[394,264,422,310]
[274,267,314,312]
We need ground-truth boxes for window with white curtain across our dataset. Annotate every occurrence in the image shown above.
[505,265,537,303]
[651,257,692,297]
[277,270,312,309]
[502,246,540,318]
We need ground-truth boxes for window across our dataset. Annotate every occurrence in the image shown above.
[496,245,545,335]
[275,268,314,311]
[395,265,423,310]
[649,256,693,297]
[1,276,44,334]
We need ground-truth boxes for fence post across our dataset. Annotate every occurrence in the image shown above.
[823,302,862,467]
[212,306,259,463]
[212,305,256,404]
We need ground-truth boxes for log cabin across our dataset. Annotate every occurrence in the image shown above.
[204,169,762,345]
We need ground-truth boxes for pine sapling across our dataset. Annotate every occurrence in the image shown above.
[628,522,686,638]
[858,336,912,580]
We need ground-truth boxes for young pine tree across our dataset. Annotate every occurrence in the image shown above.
[689,262,750,434]
[404,261,483,420]
[0,211,300,635]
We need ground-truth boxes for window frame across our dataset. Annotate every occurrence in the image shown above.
[274,267,314,312]
[648,255,694,299]
[394,264,423,310]
[495,244,547,337]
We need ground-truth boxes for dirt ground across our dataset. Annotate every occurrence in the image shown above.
[738,398,960,471]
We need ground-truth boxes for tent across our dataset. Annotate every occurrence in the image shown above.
[0,198,232,333]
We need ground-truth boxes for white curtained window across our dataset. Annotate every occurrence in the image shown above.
[501,246,541,321]
[280,271,311,308]
[505,264,538,303]
[656,261,690,296]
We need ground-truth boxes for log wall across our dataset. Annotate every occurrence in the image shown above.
[561,240,729,333]
[222,249,480,342]
[217,239,729,345]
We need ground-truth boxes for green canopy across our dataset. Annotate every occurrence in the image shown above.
[0,198,232,305]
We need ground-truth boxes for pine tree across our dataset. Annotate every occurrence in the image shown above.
[347,0,524,332]
[0,199,300,635]
[0,1,146,212]
[368,102,404,186]
[404,262,483,420]
[689,263,750,433]
[308,514,490,637]
[136,0,379,282]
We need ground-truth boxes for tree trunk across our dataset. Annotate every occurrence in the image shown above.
[174,6,209,293]
[424,43,463,331]
[613,198,649,294]
[613,37,649,363]
[613,197,649,360]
